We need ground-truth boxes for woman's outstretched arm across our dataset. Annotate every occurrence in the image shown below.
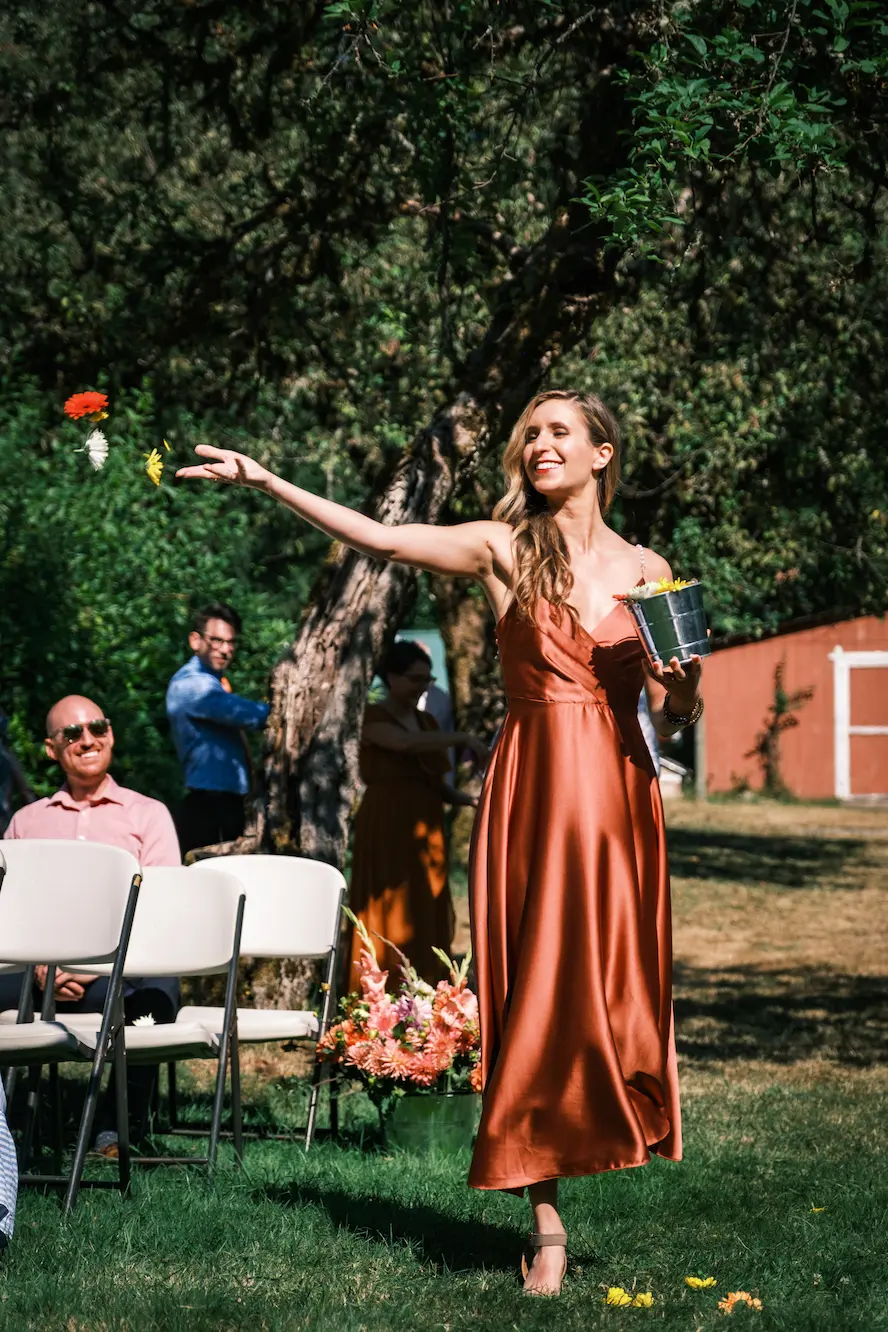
[177,445,511,581]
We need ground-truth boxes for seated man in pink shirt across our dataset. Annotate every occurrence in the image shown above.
[2,694,181,1152]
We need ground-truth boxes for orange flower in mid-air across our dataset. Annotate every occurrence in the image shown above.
[64,391,109,421]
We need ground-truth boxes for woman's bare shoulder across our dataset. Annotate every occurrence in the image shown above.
[639,545,673,580]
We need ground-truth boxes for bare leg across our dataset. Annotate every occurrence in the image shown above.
[523,1179,567,1296]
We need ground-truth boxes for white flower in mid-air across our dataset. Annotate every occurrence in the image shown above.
[83,428,109,470]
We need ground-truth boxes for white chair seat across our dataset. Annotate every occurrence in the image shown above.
[59,1015,220,1063]
[179,1005,319,1042]
[0,1020,92,1062]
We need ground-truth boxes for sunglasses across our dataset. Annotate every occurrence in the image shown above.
[53,719,111,745]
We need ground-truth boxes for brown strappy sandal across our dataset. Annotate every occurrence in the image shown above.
[520,1231,568,1296]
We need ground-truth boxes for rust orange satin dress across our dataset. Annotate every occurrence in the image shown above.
[347,704,455,990]
[468,597,681,1192]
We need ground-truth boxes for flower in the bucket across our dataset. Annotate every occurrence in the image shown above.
[64,390,109,421]
[144,447,164,486]
[686,1275,718,1288]
[82,428,109,471]
[615,576,700,603]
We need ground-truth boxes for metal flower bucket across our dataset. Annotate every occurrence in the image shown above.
[626,582,711,667]
[384,1092,480,1152]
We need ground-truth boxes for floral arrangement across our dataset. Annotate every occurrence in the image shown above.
[317,910,482,1108]
[64,390,170,485]
[615,575,698,604]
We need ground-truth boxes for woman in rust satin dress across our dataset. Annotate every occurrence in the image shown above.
[179,387,704,1298]
[347,640,484,989]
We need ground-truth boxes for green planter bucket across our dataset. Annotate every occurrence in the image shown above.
[384,1092,480,1152]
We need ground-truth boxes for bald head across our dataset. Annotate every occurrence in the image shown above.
[44,695,114,798]
[45,695,105,738]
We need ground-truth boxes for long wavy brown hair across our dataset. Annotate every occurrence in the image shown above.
[491,389,621,623]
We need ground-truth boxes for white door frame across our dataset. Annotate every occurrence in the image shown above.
[828,646,888,799]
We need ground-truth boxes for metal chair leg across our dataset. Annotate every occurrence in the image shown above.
[113,999,131,1197]
[229,1033,243,1167]
[49,1064,63,1175]
[167,1062,178,1129]
[63,876,139,1215]
[20,1063,43,1172]
[207,1026,230,1171]
[330,1076,340,1141]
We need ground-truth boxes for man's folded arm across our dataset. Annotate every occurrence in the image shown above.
[181,678,269,730]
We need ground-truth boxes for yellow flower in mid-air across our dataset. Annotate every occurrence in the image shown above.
[632,1292,654,1307]
[686,1275,718,1288]
[162,438,171,451]
[606,1286,634,1307]
[144,448,164,486]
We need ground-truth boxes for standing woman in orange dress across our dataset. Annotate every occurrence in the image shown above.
[179,388,703,1297]
[347,639,486,988]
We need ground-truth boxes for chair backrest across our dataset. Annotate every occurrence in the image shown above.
[0,840,140,965]
[190,855,344,959]
[77,867,245,978]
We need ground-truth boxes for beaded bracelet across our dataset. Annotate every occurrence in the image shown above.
[663,693,704,729]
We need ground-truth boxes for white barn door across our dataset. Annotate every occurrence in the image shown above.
[829,647,888,799]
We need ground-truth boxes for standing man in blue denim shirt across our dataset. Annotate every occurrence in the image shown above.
[166,602,270,855]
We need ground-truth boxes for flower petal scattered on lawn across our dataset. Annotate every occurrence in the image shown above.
[632,1292,654,1307]
[718,1290,764,1314]
[686,1276,718,1288]
[810,1206,826,1213]
[605,1286,634,1307]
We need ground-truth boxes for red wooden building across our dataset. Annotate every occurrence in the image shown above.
[701,614,888,801]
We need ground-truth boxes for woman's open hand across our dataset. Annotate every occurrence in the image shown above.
[176,445,270,489]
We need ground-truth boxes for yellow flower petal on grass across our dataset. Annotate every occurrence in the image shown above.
[144,448,164,486]
[810,1206,826,1213]
[606,1286,634,1307]
[686,1275,718,1288]
[632,1292,654,1307]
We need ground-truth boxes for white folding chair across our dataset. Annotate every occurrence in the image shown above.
[59,866,246,1171]
[0,840,140,1213]
[175,854,345,1149]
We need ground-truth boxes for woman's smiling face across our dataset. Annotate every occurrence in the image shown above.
[521,398,612,501]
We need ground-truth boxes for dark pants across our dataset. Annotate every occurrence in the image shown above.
[176,789,245,857]
[0,974,180,1141]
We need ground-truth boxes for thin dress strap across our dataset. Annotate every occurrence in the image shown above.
[636,542,646,582]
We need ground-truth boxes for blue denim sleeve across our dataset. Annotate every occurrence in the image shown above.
[183,676,270,730]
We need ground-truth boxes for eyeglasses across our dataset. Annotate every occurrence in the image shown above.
[53,719,111,745]
[201,634,236,651]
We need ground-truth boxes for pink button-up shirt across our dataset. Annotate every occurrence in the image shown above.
[4,775,180,867]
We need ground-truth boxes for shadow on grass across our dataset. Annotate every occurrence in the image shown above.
[666,827,871,888]
[256,1179,557,1273]
[674,964,888,1066]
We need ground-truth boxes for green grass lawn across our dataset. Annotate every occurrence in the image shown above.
[3,800,886,1330]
